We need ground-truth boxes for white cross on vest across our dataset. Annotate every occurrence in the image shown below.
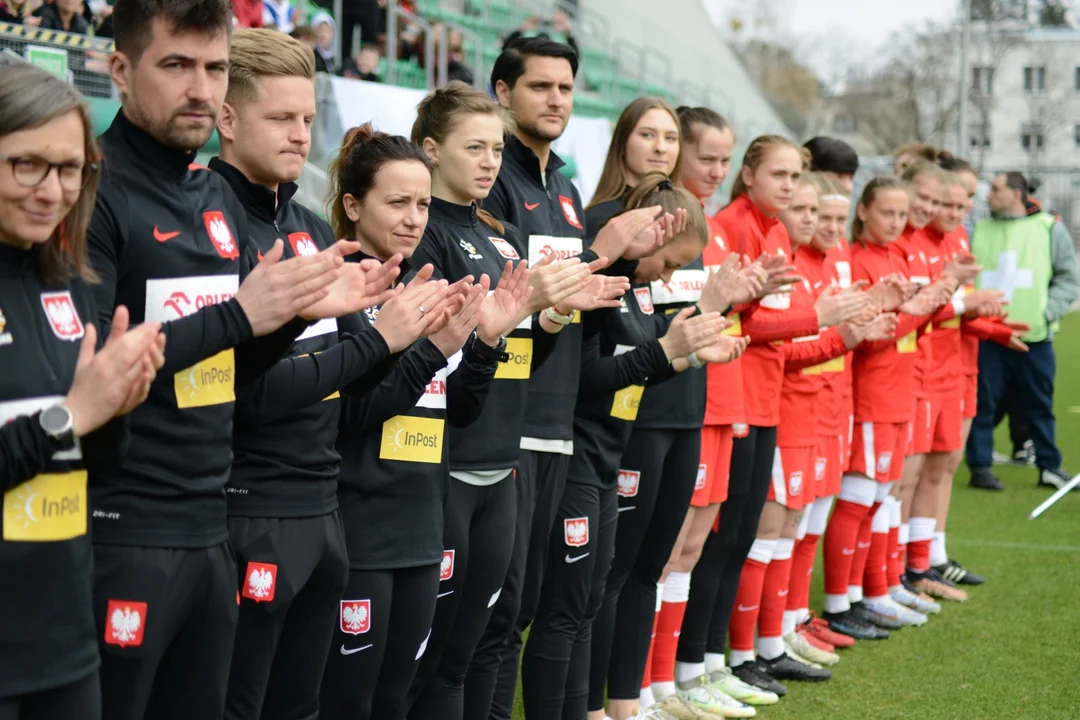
[981,250,1033,302]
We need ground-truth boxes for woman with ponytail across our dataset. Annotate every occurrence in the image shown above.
[400,80,583,720]
[526,172,746,720]
[319,123,503,720]
[674,135,870,699]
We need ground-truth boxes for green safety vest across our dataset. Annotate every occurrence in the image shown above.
[972,212,1058,343]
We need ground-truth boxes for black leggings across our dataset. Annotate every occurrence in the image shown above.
[0,671,100,720]
[589,428,700,708]
[521,480,618,720]
[407,477,517,720]
[677,425,776,662]
[319,564,440,720]
[463,450,570,720]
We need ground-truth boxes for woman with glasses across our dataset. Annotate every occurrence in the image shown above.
[0,64,165,720]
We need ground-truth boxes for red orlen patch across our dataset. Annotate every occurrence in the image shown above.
[40,291,84,341]
[242,562,277,602]
[340,599,371,634]
[489,237,520,260]
[288,232,320,257]
[440,550,455,581]
[105,600,147,648]
[634,288,654,315]
[559,195,582,229]
[203,211,239,260]
[616,469,640,498]
[564,517,589,547]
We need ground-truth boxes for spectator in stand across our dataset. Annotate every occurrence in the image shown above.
[1,0,43,25]
[291,26,332,74]
[85,0,114,37]
[312,11,338,75]
[32,0,90,33]
[262,0,294,32]
[343,43,381,82]
[502,8,579,58]
[231,0,264,28]
[446,26,473,85]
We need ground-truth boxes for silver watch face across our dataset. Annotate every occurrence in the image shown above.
[41,404,72,435]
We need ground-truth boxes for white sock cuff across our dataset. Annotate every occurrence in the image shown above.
[747,537,778,564]
[909,516,936,542]
[848,585,864,603]
[655,583,665,612]
[871,503,891,533]
[704,652,726,673]
[888,496,902,527]
[874,480,894,503]
[898,523,910,545]
[675,662,706,684]
[839,474,877,506]
[663,571,692,602]
[773,537,795,561]
[807,494,834,535]
[930,531,948,567]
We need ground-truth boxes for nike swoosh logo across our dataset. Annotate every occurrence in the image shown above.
[524,201,540,211]
[437,591,454,599]
[340,644,373,655]
[778,589,789,597]
[857,542,872,549]
[842,548,856,555]
[154,226,180,243]
[617,506,636,513]
[737,604,759,612]
[565,553,590,564]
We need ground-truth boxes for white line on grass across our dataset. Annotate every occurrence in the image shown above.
[951,538,1080,553]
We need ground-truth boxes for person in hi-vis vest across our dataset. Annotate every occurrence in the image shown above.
[966,171,1079,491]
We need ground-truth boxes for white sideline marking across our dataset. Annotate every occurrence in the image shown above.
[950,538,1080,553]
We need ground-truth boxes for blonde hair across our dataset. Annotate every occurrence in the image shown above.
[894,142,938,165]
[901,161,945,187]
[411,81,515,234]
[607,172,708,246]
[851,176,908,245]
[797,171,831,199]
[226,28,315,106]
[730,134,808,200]
[588,96,681,210]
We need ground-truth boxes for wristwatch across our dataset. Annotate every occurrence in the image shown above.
[467,333,510,364]
[543,306,575,326]
[40,404,76,450]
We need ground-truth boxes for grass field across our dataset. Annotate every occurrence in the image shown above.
[513,313,1080,720]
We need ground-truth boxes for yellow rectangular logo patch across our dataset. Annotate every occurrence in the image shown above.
[897,330,918,354]
[174,349,235,408]
[496,338,532,380]
[3,470,87,542]
[379,415,445,464]
[802,355,845,375]
[610,385,644,421]
[723,312,742,337]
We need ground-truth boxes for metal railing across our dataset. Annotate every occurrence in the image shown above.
[387,1,438,89]
[448,23,486,90]
[0,22,116,100]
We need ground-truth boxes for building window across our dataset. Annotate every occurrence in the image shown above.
[970,123,992,148]
[1021,123,1045,150]
[1024,66,1046,92]
[973,66,994,94]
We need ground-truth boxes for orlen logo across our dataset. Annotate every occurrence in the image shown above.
[537,243,577,260]
[163,290,236,319]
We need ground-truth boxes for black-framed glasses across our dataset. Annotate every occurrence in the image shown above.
[0,153,99,191]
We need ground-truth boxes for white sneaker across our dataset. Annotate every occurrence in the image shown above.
[784,631,840,666]
[708,667,779,706]
[890,585,942,615]
[881,596,928,627]
[676,674,756,718]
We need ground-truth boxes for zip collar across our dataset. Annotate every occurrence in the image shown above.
[103,109,198,180]
[208,157,299,223]
[429,196,478,227]
[503,134,566,186]
[0,241,34,276]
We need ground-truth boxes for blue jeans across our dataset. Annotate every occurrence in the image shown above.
[966,340,1062,471]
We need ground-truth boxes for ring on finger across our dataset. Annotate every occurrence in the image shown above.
[418,305,426,315]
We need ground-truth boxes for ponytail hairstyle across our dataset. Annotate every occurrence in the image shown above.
[328,122,433,240]
[588,96,681,210]
[676,105,732,145]
[411,80,516,234]
[851,176,908,245]
[607,172,708,246]
[730,134,808,200]
[894,142,938,174]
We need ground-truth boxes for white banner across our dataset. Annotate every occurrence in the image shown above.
[327,76,612,207]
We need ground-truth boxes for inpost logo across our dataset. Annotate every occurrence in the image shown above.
[379,416,445,464]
